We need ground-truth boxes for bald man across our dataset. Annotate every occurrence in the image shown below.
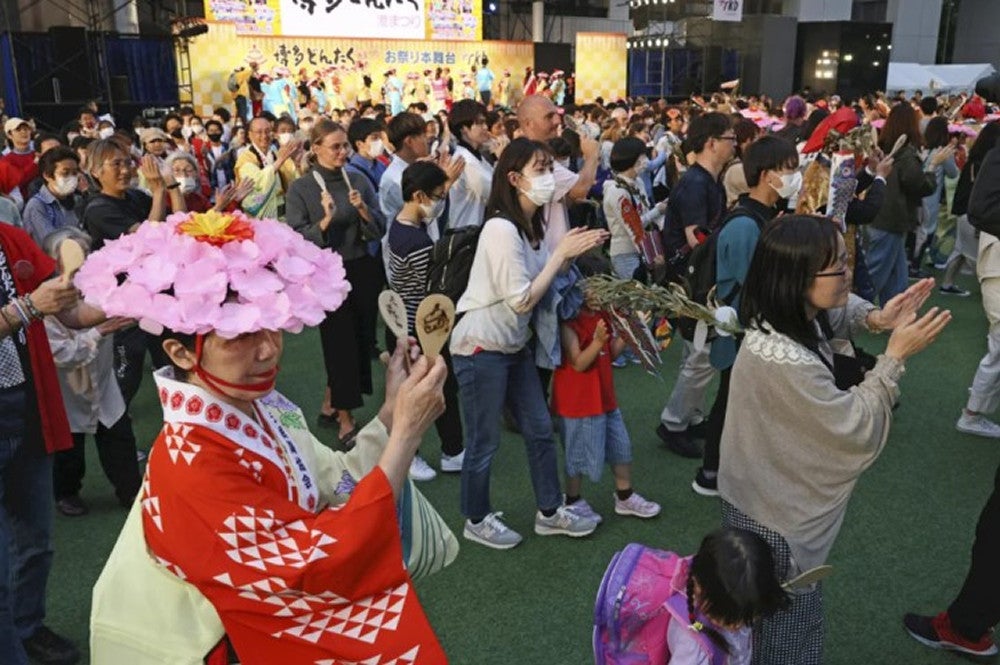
[517,95,599,252]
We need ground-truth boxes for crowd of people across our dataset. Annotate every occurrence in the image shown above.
[0,74,999,664]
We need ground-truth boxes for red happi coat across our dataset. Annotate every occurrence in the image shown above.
[141,370,447,665]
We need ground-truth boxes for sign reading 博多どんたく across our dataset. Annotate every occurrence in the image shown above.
[187,22,532,117]
[204,0,481,40]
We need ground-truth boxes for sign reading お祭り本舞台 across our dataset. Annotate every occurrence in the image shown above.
[205,0,481,40]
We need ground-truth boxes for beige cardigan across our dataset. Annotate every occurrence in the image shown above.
[718,296,905,574]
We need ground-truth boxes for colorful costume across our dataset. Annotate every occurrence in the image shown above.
[83,210,457,663]
[235,144,300,220]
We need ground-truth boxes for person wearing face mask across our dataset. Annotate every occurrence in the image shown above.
[386,162,464,479]
[274,117,297,148]
[603,137,668,283]
[196,119,234,191]
[692,136,800,498]
[167,152,250,215]
[447,99,495,231]
[97,121,115,140]
[22,147,83,247]
[655,112,734,461]
[450,138,609,550]
[235,117,302,220]
[345,118,388,197]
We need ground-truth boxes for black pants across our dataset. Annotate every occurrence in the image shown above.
[53,413,141,506]
[319,255,379,411]
[384,328,463,456]
[113,327,148,407]
[947,461,1000,639]
[702,365,732,474]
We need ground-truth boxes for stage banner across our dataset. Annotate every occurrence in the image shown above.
[188,22,531,116]
[204,0,481,40]
[712,0,743,22]
[574,33,627,104]
[204,0,281,34]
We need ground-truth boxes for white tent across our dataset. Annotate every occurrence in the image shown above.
[887,62,997,96]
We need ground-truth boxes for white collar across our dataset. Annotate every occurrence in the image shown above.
[152,367,319,511]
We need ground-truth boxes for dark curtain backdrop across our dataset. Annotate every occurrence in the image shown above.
[103,35,179,106]
[0,34,19,117]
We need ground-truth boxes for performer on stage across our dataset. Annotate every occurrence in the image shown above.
[85,209,452,664]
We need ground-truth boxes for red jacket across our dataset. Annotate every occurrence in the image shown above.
[0,224,72,453]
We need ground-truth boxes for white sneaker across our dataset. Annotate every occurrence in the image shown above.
[614,491,661,519]
[563,498,603,524]
[409,454,437,481]
[534,506,598,537]
[956,413,1000,439]
[463,512,522,550]
[440,450,464,473]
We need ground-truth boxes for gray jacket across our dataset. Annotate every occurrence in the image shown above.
[285,164,385,261]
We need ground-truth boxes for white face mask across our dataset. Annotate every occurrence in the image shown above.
[98,127,114,139]
[368,139,385,158]
[177,176,198,194]
[519,172,556,206]
[419,197,445,222]
[771,171,803,199]
[52,175,77,197]
[277,132,293,146]
[557,158,571,169]
[181,125,194,139]
[190,124,204,135]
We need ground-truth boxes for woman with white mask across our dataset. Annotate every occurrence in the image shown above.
[450,138,608,550]
[22,146,83,246]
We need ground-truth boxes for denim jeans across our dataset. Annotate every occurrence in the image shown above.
[865,227,908,305]
[453,348,562,521]
[0,434,53,665]
[611,253,641,281]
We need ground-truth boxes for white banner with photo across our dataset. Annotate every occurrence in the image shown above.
[279,0,426,39]
[712,0,743,22]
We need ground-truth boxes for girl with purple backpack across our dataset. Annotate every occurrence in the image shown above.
[594,528,788,664]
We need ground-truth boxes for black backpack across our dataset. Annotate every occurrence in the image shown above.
[425,225,483,303]
[683,204,768,306]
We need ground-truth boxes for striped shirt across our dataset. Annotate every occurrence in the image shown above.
[386,220,433,334]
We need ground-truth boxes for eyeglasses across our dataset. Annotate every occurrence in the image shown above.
[815,268,848,278]
[716,135,738,142]
[320,141,350,152]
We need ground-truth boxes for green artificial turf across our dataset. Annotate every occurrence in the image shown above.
[48,272,1000,664]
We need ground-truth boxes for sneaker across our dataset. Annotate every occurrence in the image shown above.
[564,498,603,524]
[440,450,464,473]
[904,612,998,657]
[691,468,720,497]
[136,449,148,463]
[939,285,970,296]
[534,506,598,537]
[956,412,1000,439]
[909,266,931,279]
[655,423,703,459]
[409,454,437,481]
[55,495,89,517]
[933,261,949,270]
[463,512,523,550]
[22,625,80,665]
[614,492,661,518]
[612,356,628,368]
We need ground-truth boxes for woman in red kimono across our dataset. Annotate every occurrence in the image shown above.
[81,209,451,664]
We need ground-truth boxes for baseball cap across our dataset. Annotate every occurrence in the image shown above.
[4,118,30,135]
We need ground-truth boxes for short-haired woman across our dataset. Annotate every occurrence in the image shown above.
[719,215,951,663]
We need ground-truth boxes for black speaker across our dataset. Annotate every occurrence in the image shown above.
[111,76,131,103]
[48,26,93,101]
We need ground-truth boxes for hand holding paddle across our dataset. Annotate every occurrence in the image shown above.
[415,294,455,361]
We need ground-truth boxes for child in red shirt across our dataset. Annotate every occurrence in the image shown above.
[552,296,661,523]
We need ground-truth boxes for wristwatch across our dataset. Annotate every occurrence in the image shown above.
[166,182,180,190]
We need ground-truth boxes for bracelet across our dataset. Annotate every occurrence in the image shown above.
[166,182,181,190]
[10,299,31,327]
[22,295,42,320]
[0,305,18,331]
